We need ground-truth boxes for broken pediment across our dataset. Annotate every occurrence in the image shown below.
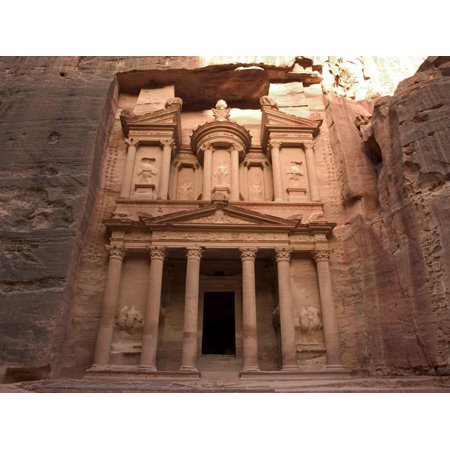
[120,100,182,147]
[261,106,322,149]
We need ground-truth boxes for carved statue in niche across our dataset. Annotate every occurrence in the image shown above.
[286,161,304,185]
[215,163,229,186]
[116,306,144,335]
[299,306,323,335]
[137,157,158,182]
[212,99,231,121]
[250,173,263,200]
[178,182,193,200]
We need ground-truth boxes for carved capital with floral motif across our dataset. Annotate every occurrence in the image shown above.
[147,246,166,261]
[275,247,292,262]
[160,137,174,148]
[239,247,258,261]
[186,247,203,260]
[268,140,282,150]
[108,245,125,260]
[313,249,332,262]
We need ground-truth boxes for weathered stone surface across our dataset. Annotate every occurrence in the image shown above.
[328,58,450,375]
[1,56,448,386]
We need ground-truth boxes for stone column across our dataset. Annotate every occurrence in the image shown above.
[202,145,213,201]
[180,247,203,372]
[304,142,320,202]
[275,247,298,370]
[158,138,173,200]
[92,245,125,368]
[314,249,343,367]
[269,140,283,202]
[120,139,137,198]
[240,247,260,372]
[230,146,240,201]
[139,247,166,371]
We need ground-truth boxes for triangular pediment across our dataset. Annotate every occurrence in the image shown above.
[263,107,322,129]
[261,107,322,148]
[120,104,182,145]
[138,203,298,229]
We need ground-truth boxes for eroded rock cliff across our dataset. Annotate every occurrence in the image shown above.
[328,57,450,374]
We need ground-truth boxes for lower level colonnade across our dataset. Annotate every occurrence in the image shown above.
[91,244,343,375]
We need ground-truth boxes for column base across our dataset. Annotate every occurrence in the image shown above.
[241,366,261,373]
[86,364,110,372]
[281,364,300,372]
[138,365,157,373]
[179,366,200,374]
[324,365,349,374]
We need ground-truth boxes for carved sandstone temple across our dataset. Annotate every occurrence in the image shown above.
[87,90,346,379]
[3,56,449,388]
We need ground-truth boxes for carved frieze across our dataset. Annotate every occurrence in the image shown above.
[153,231,286,242]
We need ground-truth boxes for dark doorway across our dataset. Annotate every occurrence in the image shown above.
[202,292,236,355]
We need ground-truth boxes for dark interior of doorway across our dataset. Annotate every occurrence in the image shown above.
[202,292,236,355]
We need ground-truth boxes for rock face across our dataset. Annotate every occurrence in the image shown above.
[327,57,450,374]
[1,56,447,381]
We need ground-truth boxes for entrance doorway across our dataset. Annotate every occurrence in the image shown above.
[201,292,236,355]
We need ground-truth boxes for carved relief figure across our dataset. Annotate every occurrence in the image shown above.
[286,161,304,185]
[250,174,263,200]
[116,306,144,335]
[215,164,229,186]
[137,158,158,182]
[178,182,193,200]
[299,306,323,335]
[212,99,231,121]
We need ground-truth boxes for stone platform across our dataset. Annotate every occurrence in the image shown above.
[1,375,449,393]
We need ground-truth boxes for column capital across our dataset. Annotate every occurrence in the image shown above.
[125,137,137,147]
[303,141,315,151]
[313,249,332,262]
[160,137,175,147]
[275,247,292,262]
[200,143,212,152]
[239,247,258,261]
[107,245,125,260]
[147,246,167,261]
[268,140,282,150]
[186,247,203,260]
